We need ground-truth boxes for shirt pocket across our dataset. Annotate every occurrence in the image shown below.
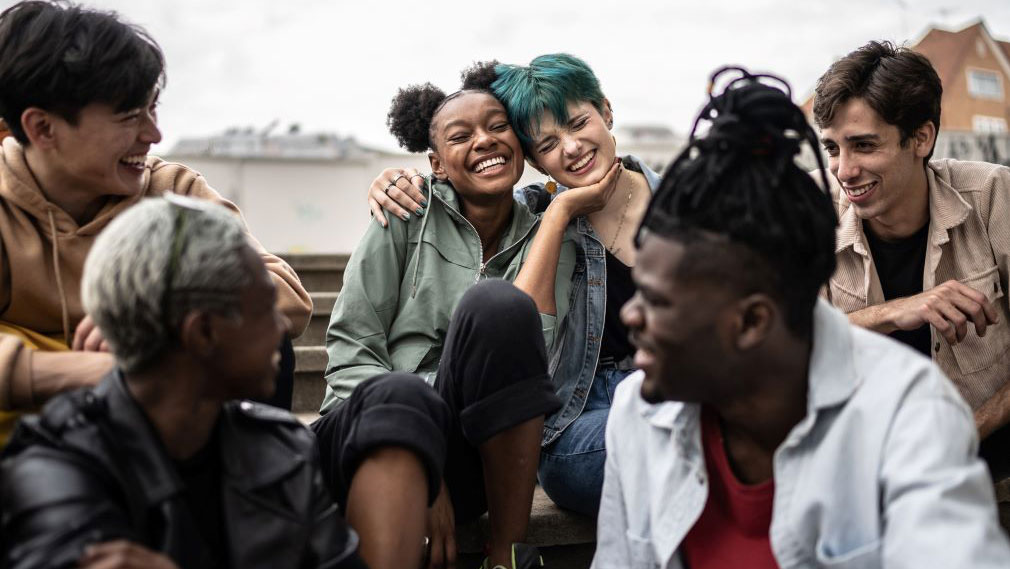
[625,531,660,569]
[814,538,882,569]
[949,265,1009,375]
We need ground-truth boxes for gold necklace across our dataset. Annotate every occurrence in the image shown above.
[608,171,635,253]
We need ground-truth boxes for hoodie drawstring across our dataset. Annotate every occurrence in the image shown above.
[47,209,71,346]
[410,180,434,298]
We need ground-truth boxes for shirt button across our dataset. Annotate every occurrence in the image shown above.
[696,472,706,485]
[934,341,941,352]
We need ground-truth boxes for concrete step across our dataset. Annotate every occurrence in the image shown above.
[294,292,338,347]
[293,346,327,414]
[280,253,348,294]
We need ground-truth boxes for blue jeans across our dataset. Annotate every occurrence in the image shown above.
[538,367,633,516]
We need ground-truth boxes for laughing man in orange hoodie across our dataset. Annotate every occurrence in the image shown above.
[0,1,312,443]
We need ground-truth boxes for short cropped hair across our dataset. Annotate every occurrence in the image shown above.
[81,197,253,373]
[0,1,165,144]
[813,40,942,160]
[492,53,607,151]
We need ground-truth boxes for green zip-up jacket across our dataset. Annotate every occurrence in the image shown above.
[320,178,576,412]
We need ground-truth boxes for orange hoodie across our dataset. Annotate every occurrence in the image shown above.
[0,137,312,411]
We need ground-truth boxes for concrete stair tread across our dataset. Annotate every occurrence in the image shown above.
[294,345,327,373]
[311,291,339,315]
[279,253,349,270]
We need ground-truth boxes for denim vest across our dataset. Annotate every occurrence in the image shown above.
[515,155,661,446]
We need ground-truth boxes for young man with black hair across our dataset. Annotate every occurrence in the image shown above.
[815,41,1010,477]
[594,69,1010,568]
[0,1,311,443]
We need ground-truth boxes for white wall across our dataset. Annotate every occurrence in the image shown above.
[165,140,687,254]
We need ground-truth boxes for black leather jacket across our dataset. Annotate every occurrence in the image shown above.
[0,372,363,569]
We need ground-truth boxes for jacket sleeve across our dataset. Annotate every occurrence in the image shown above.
[323,217,410,402]
[174,170,313,337]
[985,165,1010,313]
[591,392,634,568]
[879,368,1010,567]
[1,449,140,569]
[303,459,365,569]
[0,335,33,410]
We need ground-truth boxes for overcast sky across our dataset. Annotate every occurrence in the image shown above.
[7,0,1008,153]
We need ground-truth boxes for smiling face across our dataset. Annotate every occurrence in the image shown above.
[528,99,615,188]
[819,98,932,232]
[44,91,162,198]
[428,91,525,201]
[620,233,741,404]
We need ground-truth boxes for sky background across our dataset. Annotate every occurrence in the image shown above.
[6,0,1008,154]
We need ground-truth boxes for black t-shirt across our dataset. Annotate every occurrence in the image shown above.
[599,249,636,362]
[173,426,229,568]
[864,221,931,356]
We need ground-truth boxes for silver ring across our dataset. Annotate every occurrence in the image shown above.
[390,173,406,185]
[384,182,396,194]
[410,173,424,181]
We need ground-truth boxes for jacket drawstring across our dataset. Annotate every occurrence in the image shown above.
[47,209,71,346]
[410,180,434,298]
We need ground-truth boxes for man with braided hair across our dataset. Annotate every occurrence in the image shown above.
[815,41,1010,479]
[593,68,1010,569]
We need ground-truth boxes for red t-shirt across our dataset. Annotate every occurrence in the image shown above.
[680,407,779,569]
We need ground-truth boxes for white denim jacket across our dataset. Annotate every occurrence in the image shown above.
[594,300,1010,569]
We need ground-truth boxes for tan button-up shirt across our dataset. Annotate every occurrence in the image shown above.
[826,159,1010,410]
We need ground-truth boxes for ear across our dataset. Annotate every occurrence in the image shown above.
[178,310,217,359]
[912,121,936,159]
[428,152,447,181]
[602,98,614,130]
[732,293,776,351]
[21,107,58,149]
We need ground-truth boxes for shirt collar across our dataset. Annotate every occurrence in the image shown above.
[636,299,860,430]
[835,162,972,254]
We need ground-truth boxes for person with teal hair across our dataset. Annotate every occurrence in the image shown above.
[372,54,661,516]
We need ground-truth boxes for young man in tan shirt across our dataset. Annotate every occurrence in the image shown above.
[814,41,1010,477]
[0,1,311,443]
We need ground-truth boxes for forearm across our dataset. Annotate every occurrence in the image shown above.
[514,203,573,316]
[847,302,898,334]
[31,350,115,404]
[974,379,1010,439]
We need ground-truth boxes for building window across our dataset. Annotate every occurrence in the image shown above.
[972,115,1008,134]
[968,69,1004,100]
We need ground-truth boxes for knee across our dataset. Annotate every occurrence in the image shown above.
[456,280,538,331]
[358,372,445,416]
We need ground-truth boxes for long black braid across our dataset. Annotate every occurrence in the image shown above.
[639,67,837,336]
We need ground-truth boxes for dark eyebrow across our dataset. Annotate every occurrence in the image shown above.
[441,118,471,131]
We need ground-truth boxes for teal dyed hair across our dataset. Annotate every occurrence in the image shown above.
[491,53,606,151]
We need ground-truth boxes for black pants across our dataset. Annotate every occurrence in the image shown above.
[313,280,561,522]
[311,373,451,510]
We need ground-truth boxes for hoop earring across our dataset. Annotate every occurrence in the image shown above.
[545,176,557,194]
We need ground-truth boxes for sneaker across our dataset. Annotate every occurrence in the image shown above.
[480,543,544,569]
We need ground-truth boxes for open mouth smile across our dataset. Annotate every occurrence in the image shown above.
[567,149,596,174]
[843,181,876,202]
[119,154,147,172]
[472,155,508,174]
